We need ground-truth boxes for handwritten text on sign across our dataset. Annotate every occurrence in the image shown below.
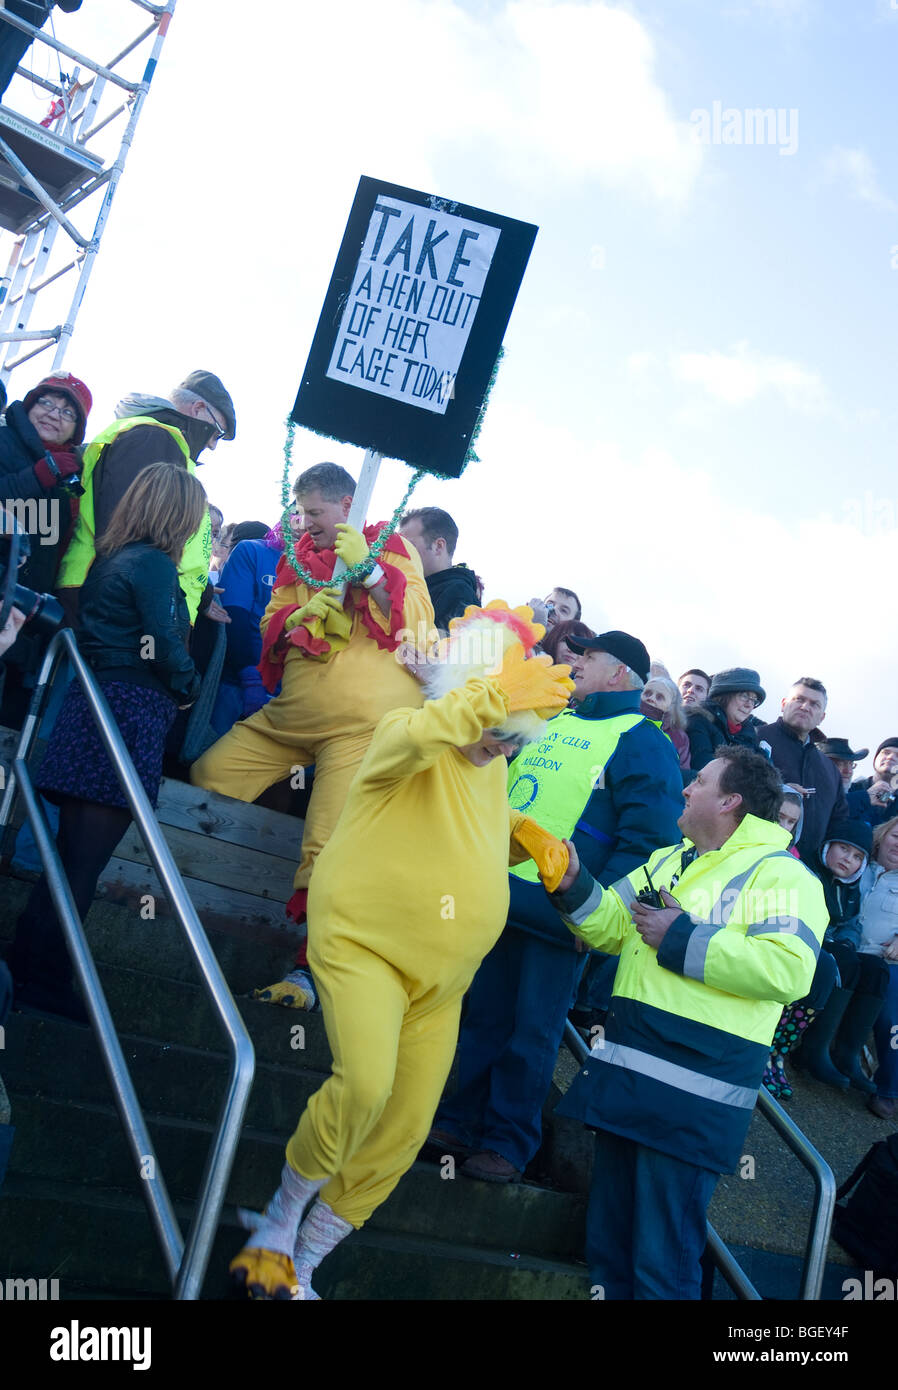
[325,198,501,415]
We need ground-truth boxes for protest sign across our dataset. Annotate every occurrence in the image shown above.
[292,176,537,478]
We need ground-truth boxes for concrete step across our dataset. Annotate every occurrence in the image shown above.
[1,1012,328,1136]
[0,1177,590,1300]
[0,875,302,999]
[4,1093,586,1260]
[1,948,332,1073]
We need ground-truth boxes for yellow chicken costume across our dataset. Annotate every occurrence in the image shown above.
[230,603,574,1299]
[190,521,434,929]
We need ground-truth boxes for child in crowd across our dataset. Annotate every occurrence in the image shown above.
[797,821,887,1093]
[762,787,822,1098]
[5,463,206,1023]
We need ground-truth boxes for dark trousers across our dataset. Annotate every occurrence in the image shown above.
[587,1127,719,1300]
[6,798,131,993]
[436,925,585,1171]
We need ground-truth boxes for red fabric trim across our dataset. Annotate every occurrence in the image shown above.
[287,889,308,925]
[274,523,398,590]
[259,601,301,693]
[262,525,413,671]
[347,557,408,652]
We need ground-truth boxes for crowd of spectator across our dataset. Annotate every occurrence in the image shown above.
[1,366,897,1299]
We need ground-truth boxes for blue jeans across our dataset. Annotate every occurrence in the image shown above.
[873,961,898,1099]
[587,1128,719,1299]
[436,925,585,1171]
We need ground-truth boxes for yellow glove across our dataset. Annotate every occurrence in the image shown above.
[322,595,353,643]
[334,523,370,570]
[489,646,575,716]
[284,589,343,632]
[513,817,570,893]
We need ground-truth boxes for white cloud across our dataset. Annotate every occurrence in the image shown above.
[821,146,897,212]
[626,351,659,375]
[498,2,702,202]
[671,342,826,409]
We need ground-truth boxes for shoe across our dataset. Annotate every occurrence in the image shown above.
[12,978,89,1025]
[867,1095,896,1120]
[421,1126,474,1160]
[253,968,317,1010]
[460,1151,522,1184]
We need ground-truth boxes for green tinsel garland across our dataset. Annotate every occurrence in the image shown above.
[279,346,505,588]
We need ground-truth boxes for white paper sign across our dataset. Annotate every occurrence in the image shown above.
[325,196,501,415]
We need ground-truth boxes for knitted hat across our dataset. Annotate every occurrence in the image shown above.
[709,667,765,705]
[564,629,651,684]
[23,372,92,445]
[178,370,236,440]
[823,819,873,859]
[874,738,898,760]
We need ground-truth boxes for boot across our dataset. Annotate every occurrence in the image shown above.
[762,1003,815,1100]
[292,1199,354,1300]
[831,990,883,1095]
[230,1162,327,1299]
[796,988,851,1090]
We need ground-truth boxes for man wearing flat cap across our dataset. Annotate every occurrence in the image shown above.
[432,629,684,1183]
[58,370,236,625]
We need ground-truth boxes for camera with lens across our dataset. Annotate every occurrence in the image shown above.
[0,506,64,640]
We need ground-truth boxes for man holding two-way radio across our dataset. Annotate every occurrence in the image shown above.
[547,745,828,1300]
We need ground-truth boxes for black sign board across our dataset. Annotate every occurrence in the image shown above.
[291,176,538,478]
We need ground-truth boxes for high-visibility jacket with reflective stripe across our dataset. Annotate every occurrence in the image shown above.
[57,416,211,622]
[553,814,827,1172]
[508,708,644,884]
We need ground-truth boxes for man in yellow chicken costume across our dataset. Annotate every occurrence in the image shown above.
[230,601,575,1299]
[191,461,435,1004]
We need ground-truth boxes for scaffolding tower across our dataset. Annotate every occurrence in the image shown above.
[0,0,177,387]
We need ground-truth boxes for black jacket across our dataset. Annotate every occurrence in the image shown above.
[92,408,214,537]
[846,777,894,829]
[755,717,848,866]
[426,563,480,633]
[0,401,79,594]
[685,700,761,772]
[77,542,200,704]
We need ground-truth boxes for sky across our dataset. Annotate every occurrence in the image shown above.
[2,0,896,773]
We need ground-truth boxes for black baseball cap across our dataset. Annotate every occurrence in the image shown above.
[565,629,651,684]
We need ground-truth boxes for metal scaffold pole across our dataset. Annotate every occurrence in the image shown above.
[0,1,178,384]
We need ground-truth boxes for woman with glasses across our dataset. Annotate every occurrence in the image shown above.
[685,667,767,775]
[0,372,92,723]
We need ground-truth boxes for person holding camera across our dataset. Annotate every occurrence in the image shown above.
[0,373,92,724]
[847,738,898,829]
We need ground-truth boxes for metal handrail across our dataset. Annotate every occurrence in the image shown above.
[755,1086,836,1301]
[562,1018,835,1300]
[2,628,255,1300]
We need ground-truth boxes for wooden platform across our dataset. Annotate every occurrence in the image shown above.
[0,725,303,935]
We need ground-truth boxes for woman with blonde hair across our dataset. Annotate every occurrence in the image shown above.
[6,462,206,1022]
[859,815,898,1118]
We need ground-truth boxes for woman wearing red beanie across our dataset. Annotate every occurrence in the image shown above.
[0,371,92,722]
